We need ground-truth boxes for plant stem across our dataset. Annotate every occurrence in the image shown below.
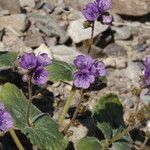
[101,115,150,150]
[9,128,24,150]
[88,22,95,54]
[71,89,84,122]
[58,87,76,125]
[62,89,84,134]
[26,78,32,127]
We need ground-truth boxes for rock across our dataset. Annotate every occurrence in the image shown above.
[2,31,32,53]
[0,0,21,14]
[45,37,57,47]
[125,62,143,87]
[0,14,27,32]
[34,44,53,59]
[19,0,35,8]
[65,0,150,16]
[67,18,108,43]
[136,43,148,52]
[24,31,44,48]
[0,10,10,16]
[51,45,81,64]
[112,0,150,16]
[103,43,127,57]
[103,57,127,69]
[140,89,150,105]
[29,14,68,44]
[112,14,123,23]
[68,124,88,143]
[112,27,131,40]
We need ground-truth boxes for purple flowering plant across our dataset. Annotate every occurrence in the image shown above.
[20,52,51,86]
[82,0,112,24]
[0,103,13,133]
[73,55,106,89]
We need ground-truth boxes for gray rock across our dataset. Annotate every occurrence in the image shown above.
[112,26,131,40]
[29,14,68,44]
[0,0,21,14]
[24,31,44,48]
[112,0,150,16]
[19,0,35,8]
[0,10,10,16]
[2,31,32,53]
[0,14,28,32]
[112,14,123,23]
[103,43,127,57]
[51,45,81,64]
[67,18,108,43]
[125,62,143,87]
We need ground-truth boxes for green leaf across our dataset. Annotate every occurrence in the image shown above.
[0,52,18,69]
[46,60,75,81]
[76,137,101,150]
[111,128,132,150]
[93,94,132,149]
[93,94,124,138]
[0,83,67,150]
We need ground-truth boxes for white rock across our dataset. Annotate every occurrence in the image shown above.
[67,18,108,43]
[68,124,88,143]
[103,57,127,69]
[147,121,150,132]
[0,14,27,32]
[51,45,81,64]
[140,89,150,105]
[34,44,53,59]
[125,62,143,87]
[19,0,35,8]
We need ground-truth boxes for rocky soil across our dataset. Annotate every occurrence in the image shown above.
[0,0,150,149]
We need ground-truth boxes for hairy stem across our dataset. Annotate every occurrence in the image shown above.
[26,78,32,127]
[62,89,84,134]
[71,89,84,122]
[88,22,95,54]
[102,114,150,150]
[58,87,76,125]
[9,128,24,150]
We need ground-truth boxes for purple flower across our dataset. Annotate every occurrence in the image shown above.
[20,53,37,70]
[74,69,95,89]
[102,14,112,25]
[96,0,112,13]
[74,55,94,70]
[32,67,49,85]
[19,53,51,85]
[0,103,13,133]
[37,53,52,67]
[82,0,112,24]
[93,61,106,77]
[144,57,150,91]
[73,55,106,89]
[82,2,100,22]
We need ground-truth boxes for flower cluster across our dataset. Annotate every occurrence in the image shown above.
[144,57,150,94]
[82,0,112,24]
[73,55,106,89]
[0,103,13,133]
[19,53,51,85]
